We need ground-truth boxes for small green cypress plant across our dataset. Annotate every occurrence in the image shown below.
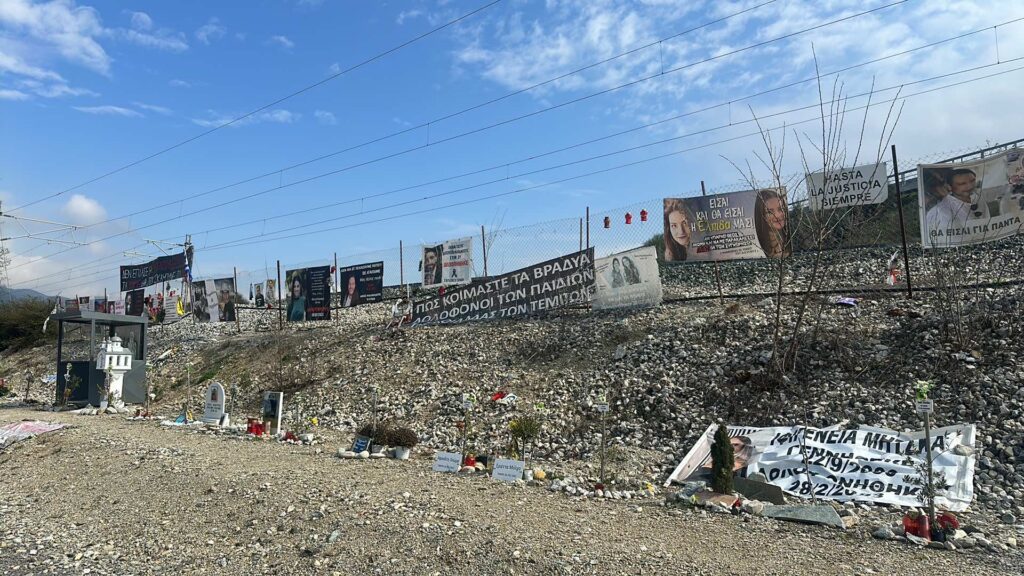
[710,424,735,494]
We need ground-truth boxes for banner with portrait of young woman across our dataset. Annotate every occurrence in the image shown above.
[592,246,662,310]
[285,265,332,322]
[338,261,384,308]
[662,188,789,262]
[918,149,1024,248]
[422,237,473,288]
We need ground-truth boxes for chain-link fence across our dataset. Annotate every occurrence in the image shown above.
[161,137,1024,332]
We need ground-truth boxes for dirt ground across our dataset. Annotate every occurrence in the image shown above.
[1,407,1021,576]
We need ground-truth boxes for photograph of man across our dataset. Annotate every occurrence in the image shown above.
[214,279,236,322]
[266,279,277,306]
[423,244,443,286]
[341,274,360,308]
[124,292,134,315]
[663,199,695,261]
[286,271,307,322]
[254,284,265,308]
[925,168,982,237]
[192,283,210,322]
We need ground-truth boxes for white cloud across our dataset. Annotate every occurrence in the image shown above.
[327,62,341,74]
[0,0,110,74]
[195,17,226,45]
[133,101,172,115]
[128,11,152,31]
[18,79,98,98]
[0,88,30,100]
[397,9,423,25]
[0,51,63,81]
[191,109,299,128]
[61,194,107,225]
[269,35,294,49]
[314,110,337,125]
[169,78,191,88]
[73,105,143,117]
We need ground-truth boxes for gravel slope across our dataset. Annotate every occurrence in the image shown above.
[1,407,1021,576]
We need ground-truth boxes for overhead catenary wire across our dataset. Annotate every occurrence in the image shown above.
[4,0,505,215]
[26,62,1024,294]
[7,0,912,271]
[14,52,1023,288]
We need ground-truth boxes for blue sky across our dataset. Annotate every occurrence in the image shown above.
[2,0,1024,296]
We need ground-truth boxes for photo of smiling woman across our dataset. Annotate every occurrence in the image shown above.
[754,188,790,259]
[286,270,307,322]
[663,198,695,262]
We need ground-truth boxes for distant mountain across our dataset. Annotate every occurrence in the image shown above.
[0,286,51,302]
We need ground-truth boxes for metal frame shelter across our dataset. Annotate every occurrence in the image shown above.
[51,310,148,406]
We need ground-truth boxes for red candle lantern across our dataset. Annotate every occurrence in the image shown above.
[625,212,633,225]
[603,216,611,229]
[640,209,648,222]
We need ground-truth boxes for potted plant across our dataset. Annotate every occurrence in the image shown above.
[355,422,391,454]
[387,427,418,460]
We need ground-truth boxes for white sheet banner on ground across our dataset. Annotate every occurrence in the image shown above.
[805,162,887,211]
[592,246,662,310]
[667,423,976,511]
[919,148,1024,248]
[0,421,65,447]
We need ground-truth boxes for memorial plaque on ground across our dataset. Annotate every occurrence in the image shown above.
[492,458,526,482]
[432,452,461,473]
[202,382,226,425]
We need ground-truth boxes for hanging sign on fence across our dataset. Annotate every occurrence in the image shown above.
[412,248,594,326]
[919,148,1024,248]
[805,162,888,211]
[592,246,662,310]
[213,278,236,322]
[191,280,218,322]
[667,423,976,511]
[663,188,789,262]
[338,261,384,308]
[285,265,332,322]
[422,237,473,288]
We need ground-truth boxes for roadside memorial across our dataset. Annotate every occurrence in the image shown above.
[202,382,227,425]
[432,452,461,473]
[96,336,133,409]
[261,391,284,436]
[667,422,976,511]
[492,458,526,483]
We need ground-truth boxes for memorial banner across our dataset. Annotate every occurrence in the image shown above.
[805,162,887,211]
[120,252,187,291]
[338,261,384,308]
[412,248,594,326]
[667,423,976,511]
[191,280,219,323]
[663,189,789,262]
[125,289,145,317]
[592,246,662,310]
[919,149,1024,248]
[266,279,277,305]
[285,265,332,322]
[422,237,473,288]
[213,278,236,322]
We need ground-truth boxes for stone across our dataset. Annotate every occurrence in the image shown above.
[872,527,895,540]
[1001,513,1017,524]
[338,450,356,459]
[328,530,341,543]
[906,533,929,546]
[533,469,546,481]
[693,490,738,509]
[762,505,845,529]
[733,477,785,505]
[841,514,859,529]
[958,537,976,549]
[356,451,370,459]
[369,452,385,459]
[741,500,765,515]
[1007,537,1017,548]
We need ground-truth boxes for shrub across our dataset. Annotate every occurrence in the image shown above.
[710,424,735,494]
[509,415,541,443]
[357,422,391,445]
[0,299,57,353]
[387,427,418,448]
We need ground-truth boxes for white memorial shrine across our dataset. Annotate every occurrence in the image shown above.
[96,336,132,408]
[203,382,227,425]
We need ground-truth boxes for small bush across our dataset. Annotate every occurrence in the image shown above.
[509,415,541,443]
[357,422,391,445]
[387,427,418,448]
